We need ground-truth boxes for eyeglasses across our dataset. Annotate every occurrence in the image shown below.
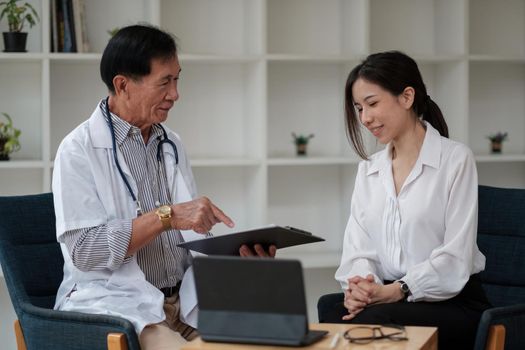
[343,324,408,344]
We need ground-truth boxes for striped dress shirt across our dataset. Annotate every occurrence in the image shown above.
[63,99,191,289]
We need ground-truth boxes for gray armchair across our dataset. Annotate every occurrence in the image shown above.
[0,193,140,350]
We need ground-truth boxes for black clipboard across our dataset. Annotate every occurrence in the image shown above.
[177,225,324,255]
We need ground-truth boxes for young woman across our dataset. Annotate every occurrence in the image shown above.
[320,51,490,349]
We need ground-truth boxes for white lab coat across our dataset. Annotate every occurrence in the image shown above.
[52,102,202,333]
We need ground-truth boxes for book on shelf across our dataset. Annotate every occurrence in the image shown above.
[50,0,89,52]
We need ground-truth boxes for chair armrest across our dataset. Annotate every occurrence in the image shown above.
[17,301,141,350]
[474,304,525,350]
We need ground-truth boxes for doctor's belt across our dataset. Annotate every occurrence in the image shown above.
[160,281,182,298]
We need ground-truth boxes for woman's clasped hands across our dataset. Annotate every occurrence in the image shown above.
[343,274,405,321]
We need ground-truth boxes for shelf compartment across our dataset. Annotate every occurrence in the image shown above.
[469,62,525,155]
[0,161,45,168]
[370,0,466,56]
[0,168,43,195]
[0,61,43,160]
[167,61,264,159]
[268,165,357,254]
[0,0,44,53]
[161,0,263,55]
[267,0,368,56]
[82,0,151,53]
[268,61,357,158]
[267,157,360,166]
[469,0,525,57]
[49,61,107,160]
[475,154,525,163]
[478,162,525,189]
[190,158,262,167]
[417,60,468,144]
[192,166,265,236]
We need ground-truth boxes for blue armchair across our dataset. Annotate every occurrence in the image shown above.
[317,185,525,350]
[473,185,525,350]
[0,193,141,350]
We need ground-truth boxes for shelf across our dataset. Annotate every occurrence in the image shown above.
[277,251,341,269]
[1,0,525,272]
[469,62,525,155]
[469,0,525,57]
[179,54,261,63]
[267,0,368,56]
[0,168,44,195]
[161,0,263,56]
[268,61,350,158]
[0,60,44,160]
[168,61,264,159]
[370,0,466,56]
[0,53,45,61]
[0,160,45,169]
[190,158,262,167]
[469,55,525,63]
[475,154,525,163]
[266,54,364,63]
[48,53,102,61]
[267,157,359,166]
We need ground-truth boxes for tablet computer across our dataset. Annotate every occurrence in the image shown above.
[177,225,324,255]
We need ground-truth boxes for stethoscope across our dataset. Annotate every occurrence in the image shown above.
[103,96,179,216]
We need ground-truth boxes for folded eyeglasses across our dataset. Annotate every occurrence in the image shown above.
[343,324,408,344]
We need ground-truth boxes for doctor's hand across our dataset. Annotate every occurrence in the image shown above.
[171,196,234,234]
[239,244,277,258]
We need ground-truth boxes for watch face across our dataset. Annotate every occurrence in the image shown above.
[158,205,171,217]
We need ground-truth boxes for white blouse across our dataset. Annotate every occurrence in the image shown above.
[335,122,485,302]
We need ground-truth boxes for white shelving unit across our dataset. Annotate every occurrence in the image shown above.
[1,0,525,269]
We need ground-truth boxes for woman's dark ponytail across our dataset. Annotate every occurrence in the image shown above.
[423,98,448,138]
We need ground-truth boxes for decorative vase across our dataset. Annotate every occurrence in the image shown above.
[491,141,502,154]
[296,143,307,156]
[3,32,28,52]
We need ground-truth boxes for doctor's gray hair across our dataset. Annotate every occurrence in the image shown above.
[100,24,178,94]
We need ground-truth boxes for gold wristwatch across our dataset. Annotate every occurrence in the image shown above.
[155,205,172,231]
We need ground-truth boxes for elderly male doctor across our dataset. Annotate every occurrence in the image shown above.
[52,25,275,350]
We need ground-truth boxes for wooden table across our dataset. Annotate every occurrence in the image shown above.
[181,323,438,350]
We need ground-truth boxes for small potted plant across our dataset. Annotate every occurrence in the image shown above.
[487,132,508,154]
[0,0,40,52]
[292,132,314,156]
[0,112,21,160]
[107,27,120,38]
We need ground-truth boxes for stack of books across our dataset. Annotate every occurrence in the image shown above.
[50,0,89,53]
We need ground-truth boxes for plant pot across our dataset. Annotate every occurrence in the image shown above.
[296,143,307,156]
[0,138,9,160]
[3,32,28,52]
[491,141,502,154]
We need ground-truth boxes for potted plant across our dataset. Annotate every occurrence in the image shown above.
[292,132,314,156]
[107,27,120,38]
[487,132,508,154]
[0,112,21,160]
[0,0,39,52]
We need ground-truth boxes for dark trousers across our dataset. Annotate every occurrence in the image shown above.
[318,275,491,350]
